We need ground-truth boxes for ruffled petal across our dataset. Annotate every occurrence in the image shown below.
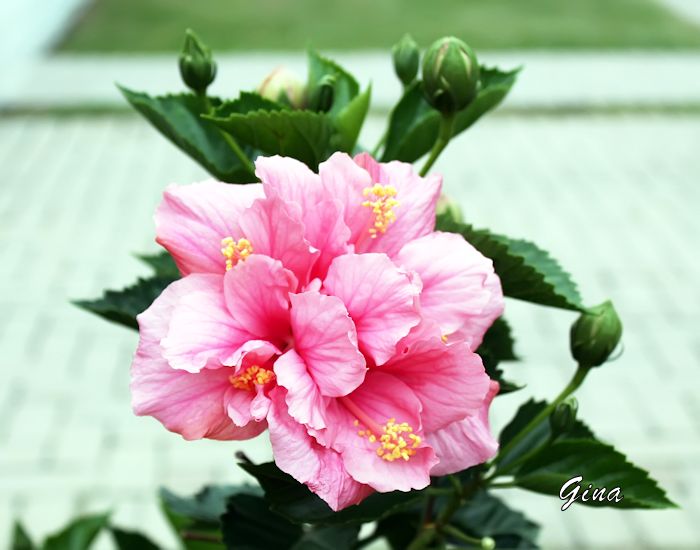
[155,180,263,275]
[396,231,504,348]
[323,253,421,365]
[274,349,329,430]
[255,155,324,211]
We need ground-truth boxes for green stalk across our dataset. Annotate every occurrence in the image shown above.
[420,113,455,176]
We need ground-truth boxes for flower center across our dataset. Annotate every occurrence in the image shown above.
[229,365,275,391]
[221,237,253,271]
[362,183,399,238]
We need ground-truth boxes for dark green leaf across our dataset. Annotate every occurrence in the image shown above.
[119,87,255,183]
[136,251,181,279]
[206,109,333,169]
[476,317,520,394]
[10,522,35,550]
[451,490,540,549]
[240,461,423,525]
[381,67,518,162]
[73,276,174,330]
[43,514,109,550]
[307,50,359,117]
[514,439,677,509]
[221,493,302,550]
[436,215,584,311]
[374,513,420,550]
[110,528,161,550]
[290,525,359,550]
[331,86,371,153]
[210,92,286,119]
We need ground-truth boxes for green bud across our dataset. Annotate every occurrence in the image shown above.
[179,29,216,95]
[570,300,623,367]
[550,397,578,438]
[309,74,335,113]
[481,537,496,550]
[258,67,306,108]
[422,36,480,115]
[392,34,420,87]
[435,193,464,223]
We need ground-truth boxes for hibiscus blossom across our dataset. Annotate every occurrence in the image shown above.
[131,152,504,510]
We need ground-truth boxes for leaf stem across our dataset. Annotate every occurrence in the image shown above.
[419,113,455,176]
[440,524,485,546]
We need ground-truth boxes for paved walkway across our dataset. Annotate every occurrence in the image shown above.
[1,112,699,548]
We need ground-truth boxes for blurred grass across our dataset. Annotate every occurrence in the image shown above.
[58,0,700,52]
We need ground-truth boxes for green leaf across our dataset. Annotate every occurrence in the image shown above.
[73,276,174,330]
[476,317,521,394]
[210,92,286,119]
[10,522,36,550]
[514,439,677,509]
[240,461,423,525]
[374,513,420,550]
[436,215,584,311]
[381,67,518,162]
[136,251,180,279]
[290,525,360,550]
[331,85,371,153]
[43,514,109,550]
[221,493,302,550]
[451,490,540,549]
[307,50,359,117]
[119,87,255,183]
[206,109,333,169]
[110,528,161,550]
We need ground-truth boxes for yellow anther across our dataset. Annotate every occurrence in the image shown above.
[362,183,399,238]
[221,236,253,271]
[353,419,359,427]
[441,334,449,344]
[355,417,420,462]
[229,365,275,391]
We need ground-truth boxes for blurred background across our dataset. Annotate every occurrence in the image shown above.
[2,0,700,548]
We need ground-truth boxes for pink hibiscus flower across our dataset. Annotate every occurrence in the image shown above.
[131,152,504,510]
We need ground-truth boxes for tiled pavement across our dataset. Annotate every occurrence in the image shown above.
[1,111,699,549]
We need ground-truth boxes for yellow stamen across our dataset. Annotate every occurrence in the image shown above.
[229,365,275,391]
[355,417,421,462]
[221,237,253,271]
[441,334,449,344]
[362,183,399,238]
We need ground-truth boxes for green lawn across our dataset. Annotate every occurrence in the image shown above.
[59,0,700,52]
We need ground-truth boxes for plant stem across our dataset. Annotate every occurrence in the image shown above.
[180,530,222,543]
[441,524,486,546]
[420,113,455,176]
[407,525,437,550]
[493,364,590,467]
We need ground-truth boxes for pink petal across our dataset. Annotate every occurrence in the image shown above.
[155,180,263,275]
[327,371,438,493]
[289,291,367,396]
[304,199,353,281]
[267,388,373,511]
[323,253,421,365]
[131,279,265,440]
[255,155,324,212]
[160,275,251,373]
[239,196,317,288]
[223,255,296,348]
[384,323,491,433]
[428,381,500,476]
[396,232,504,349]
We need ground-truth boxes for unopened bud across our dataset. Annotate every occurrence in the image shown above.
[570,300,623,367]
[422,36,479,115]
[309,74,335,113]
[179,29,216,94]
[481,537,496,550]
[550,397,578,438]
[257,67,305,108]
[392,34,420,87]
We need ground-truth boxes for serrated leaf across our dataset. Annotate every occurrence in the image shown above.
[451,490,540,549]
[119,87,256,183]
[514,439,677,509]
[10,522,35,550]
[436,215,583,311]
[136,251,181,279]
[307,50,359,117]
[240,461,423,525]
[43,513,110,550]
[381,67,518,162]
[110,528,161,550]
[206,109,333,169]
[210,92,286,119]
[221,493,302,550]
[331,85,371,153]
[73,276,175,330]
[476,317,521,394]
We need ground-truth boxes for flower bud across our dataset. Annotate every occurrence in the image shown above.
[550,397,578,438]
[570,300,623,367]
[309,74,335,113]
[422,37,480,115]
[435,193,464,223]
[257,67,305,109]
[481,537,496,550]
[179,29,216,95]
[392,34,420,87]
